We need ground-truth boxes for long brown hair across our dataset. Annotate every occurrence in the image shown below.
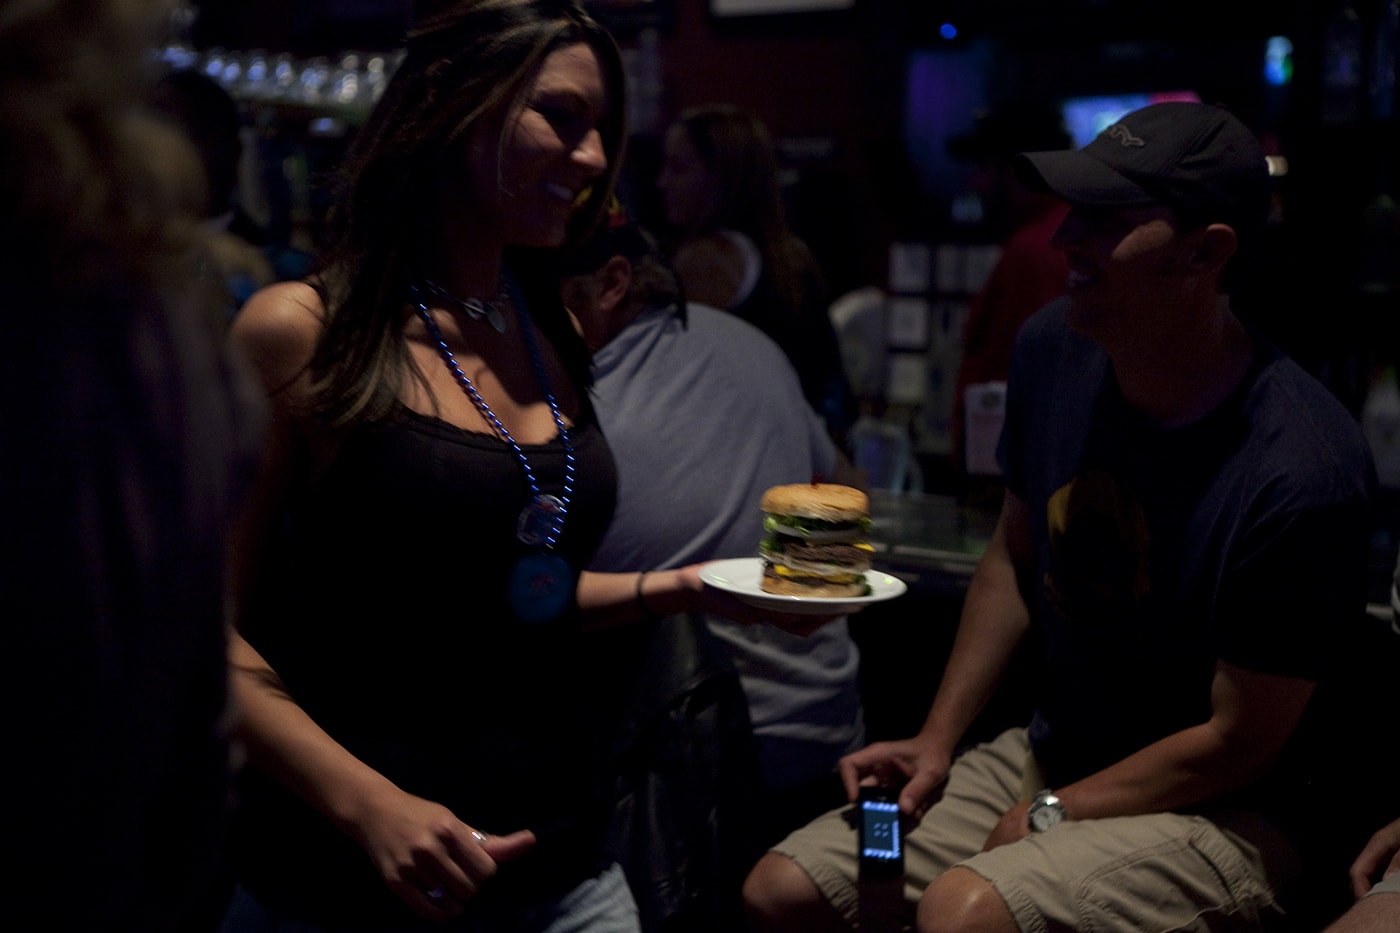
[674,104,823,329]
[307,0,628,427]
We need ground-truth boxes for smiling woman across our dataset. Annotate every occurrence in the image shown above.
[221,1,860,923]
[220,1,650,929]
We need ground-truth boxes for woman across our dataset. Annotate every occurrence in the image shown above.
[656,104,854,443]
[225,1,739,930]
[223,2,804,930]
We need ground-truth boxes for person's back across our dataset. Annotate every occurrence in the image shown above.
[588,292,865,824]
[562,212,866,849]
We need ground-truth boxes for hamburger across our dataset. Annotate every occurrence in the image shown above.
[759,483,874,598]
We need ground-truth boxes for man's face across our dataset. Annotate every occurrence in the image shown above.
[1049,202,1194,344]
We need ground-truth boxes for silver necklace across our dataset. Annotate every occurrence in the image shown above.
[413,278,507,334]
[411,278,577,625]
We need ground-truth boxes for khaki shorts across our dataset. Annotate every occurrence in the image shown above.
[1370,871,1400,897]
[769,728,1299,932]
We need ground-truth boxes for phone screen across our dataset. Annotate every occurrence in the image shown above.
[858,788,902,877]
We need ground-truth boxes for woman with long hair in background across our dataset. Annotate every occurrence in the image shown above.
[657,104,855,445]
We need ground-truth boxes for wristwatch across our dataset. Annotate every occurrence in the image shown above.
[1027,789,1067,832]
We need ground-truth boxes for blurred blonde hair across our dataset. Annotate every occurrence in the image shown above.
[0,0,207,301]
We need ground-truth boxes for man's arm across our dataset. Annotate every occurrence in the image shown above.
[984,658,1316,848]
[1063,660,1314,814]
[917,488,1035,757]
[839,489,1033,816]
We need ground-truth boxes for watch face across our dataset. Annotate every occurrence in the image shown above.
[1029,806,1058,832]
[1029,794,1065,832]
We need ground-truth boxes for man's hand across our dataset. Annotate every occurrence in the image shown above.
[1351,817,1400,899]
[838,736,953,824]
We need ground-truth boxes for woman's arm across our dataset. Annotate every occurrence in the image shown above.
[577,566,840,637]
[224,285,532,919]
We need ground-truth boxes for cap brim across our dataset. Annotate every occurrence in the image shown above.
[1015,149,1158,207]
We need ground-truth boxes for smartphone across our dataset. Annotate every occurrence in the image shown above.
[857,785,903,879]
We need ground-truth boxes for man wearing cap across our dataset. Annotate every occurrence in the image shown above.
[744,102,1379,933]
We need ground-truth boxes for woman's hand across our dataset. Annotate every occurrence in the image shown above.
[680,563,847,636]
[579,565,845,635]
[350,787,536,920]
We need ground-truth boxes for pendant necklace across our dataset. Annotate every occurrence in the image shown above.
[413,278,508,334]
[413,278,576,624]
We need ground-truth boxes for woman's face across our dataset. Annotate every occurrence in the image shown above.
[461,42,611,248]
[656,122,712,232]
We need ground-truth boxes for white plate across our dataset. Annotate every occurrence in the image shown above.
[698,557,907,615]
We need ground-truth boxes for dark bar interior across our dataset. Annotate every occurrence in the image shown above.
[10,1,1400,929]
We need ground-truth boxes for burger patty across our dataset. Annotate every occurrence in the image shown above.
[780,542,873,566]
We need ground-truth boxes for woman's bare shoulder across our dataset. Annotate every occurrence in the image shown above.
[675,232,746,270]
[673,234,746,308]
[229,280,325,395]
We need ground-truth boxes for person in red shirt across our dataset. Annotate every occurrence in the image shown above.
[947,100,1071,474]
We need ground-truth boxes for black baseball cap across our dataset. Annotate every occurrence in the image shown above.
[1015,101,1272,234]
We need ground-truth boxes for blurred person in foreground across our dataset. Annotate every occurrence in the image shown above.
[655,103,855,448]
[559,201,866,926]
[743,101,1380,933]
[221,2,837,931]
[945,99,1071,475]
[0,0,262,928]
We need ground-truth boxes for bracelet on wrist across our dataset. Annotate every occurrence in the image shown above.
[635,571,660,619]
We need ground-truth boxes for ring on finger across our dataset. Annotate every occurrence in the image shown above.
[424,886,446,902]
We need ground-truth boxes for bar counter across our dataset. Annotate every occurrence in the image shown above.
[853,489,1035,744]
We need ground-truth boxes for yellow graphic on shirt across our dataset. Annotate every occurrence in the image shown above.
[1044,470,1151,620]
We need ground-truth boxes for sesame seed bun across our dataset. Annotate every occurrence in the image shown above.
[759,483,869,523]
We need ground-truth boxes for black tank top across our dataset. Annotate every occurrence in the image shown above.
[235,404,620,926]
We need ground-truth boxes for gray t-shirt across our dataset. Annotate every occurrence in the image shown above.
[589,301,863,788]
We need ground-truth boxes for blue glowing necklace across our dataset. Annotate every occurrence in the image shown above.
[412,278,576,624]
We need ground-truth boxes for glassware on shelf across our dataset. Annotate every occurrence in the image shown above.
[241,50,270,100]
[201,47,227,83]
[296,56,332,105]
[270,53,299,101]
[217,50,245,90]
[327,52,364,108]
[364,52,390,104]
